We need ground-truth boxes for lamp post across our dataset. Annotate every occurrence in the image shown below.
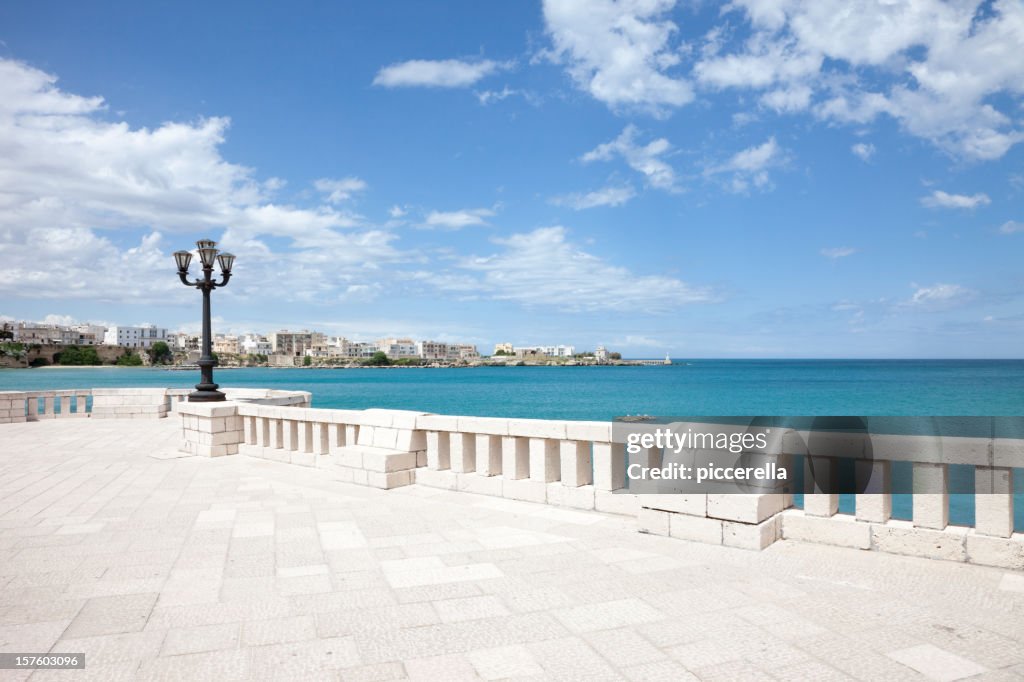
[173,239,235,402]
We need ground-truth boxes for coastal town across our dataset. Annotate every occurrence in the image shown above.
[0,320,665,368]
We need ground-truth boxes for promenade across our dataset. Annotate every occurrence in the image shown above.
[1,418,1022,681]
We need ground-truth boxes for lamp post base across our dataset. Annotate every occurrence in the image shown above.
[189,358,225,402]
[187,389,226,402]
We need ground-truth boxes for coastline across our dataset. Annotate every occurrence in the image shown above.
[6,361,678,371]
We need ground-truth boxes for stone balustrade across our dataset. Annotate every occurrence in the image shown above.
[0,387,310,423]
[1,389,92,422]
[777,429,1023,569]
[173,402,1023,569]
[3,388,1021,569]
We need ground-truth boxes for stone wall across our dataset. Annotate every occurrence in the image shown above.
[0,344,140,368]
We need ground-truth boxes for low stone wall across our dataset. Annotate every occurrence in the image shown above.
[91,388,169,419]
[0,391,28,424]
[0,344,142,368]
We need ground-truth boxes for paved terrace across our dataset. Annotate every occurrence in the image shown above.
[1,418,1023,682]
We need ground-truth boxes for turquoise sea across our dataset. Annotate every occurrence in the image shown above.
[3,360,1024,419]
[2,360,1021,530]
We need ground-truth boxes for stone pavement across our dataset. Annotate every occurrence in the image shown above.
[0,419,1022,681]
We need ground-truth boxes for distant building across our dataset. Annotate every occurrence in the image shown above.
[213,335,240,355]
[514,345,576,358]
[240,334,272,355]
[377,338,418,359]
[349,342,378,358]
[595,346,608,363]
[13,325,59,344]
[103,325,168,349]
[169,333,200,352]
[416,340,448,361]
[450,344,480,361]
[269,330,324,356]
[493,342,514,355]
[72,324,107,345]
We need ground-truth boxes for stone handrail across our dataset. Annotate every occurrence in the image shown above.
[776,427,1021,567]
[4,389,1020,569]
[1,389,93,421]
[178,401,1022,570]
[0,387,310,423]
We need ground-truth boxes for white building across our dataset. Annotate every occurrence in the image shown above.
[72,324,107,345]
[595,346,608,363]
[377,338,418,359]
[169,333,199,352]
[514,344,576,358]
[416,340,448,361]
[103,325,168,349]
[240,334,272,355]
[350,342,378,358]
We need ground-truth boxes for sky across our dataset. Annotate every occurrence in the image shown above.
[0,0,1022,358]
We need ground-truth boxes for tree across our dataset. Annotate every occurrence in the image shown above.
[56,345,102,366]
[609,352,622,360]
[493,349,510,356]
[0,323,13,340]
[303,355,312,366]
[116,351,143,366]
[148,341,172,365]
[365,351,391,366]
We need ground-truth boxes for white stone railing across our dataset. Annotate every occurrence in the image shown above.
[0,387,310,423]
[777,430,1022,569]
[5,389,1019,569]
[1,389,93,422]
[177,403,1022,569]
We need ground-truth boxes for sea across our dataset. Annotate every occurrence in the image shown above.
[2,360,1022,529]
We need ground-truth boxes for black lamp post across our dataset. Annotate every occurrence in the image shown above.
[173,239,235,402]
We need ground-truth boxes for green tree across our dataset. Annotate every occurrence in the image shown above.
[303,355,312,366]
[0,323,13,340]
[0,341,26,357]
[116,351,143,366]
[364,351,391,366]
[609,352,622,360]
[147,341,172,365]
[56,345,102,366]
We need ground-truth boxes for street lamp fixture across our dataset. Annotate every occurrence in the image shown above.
[174,239,235,402]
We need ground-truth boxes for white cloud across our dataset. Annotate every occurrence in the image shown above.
[388,205,407,218]
[821,246,857,259]
[423,208,495,230]
[450,226,711,313]
[551,185,636,210]
[999,220,1024,234]
[694,0,1024,160]
[582,125,677,191]
[851,143,875,161]
[906,283,975,308]
[618,334,665,348]
[0,58,405,303]
[313,177,367,203]
[475,86,538,106]
[721,137,781,172]
[372,59,509,88]
[920,190,991,209]
[704,137,784,192]
[541,0,693,114]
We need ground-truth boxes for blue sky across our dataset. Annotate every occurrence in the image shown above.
[0,0,1022,358]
